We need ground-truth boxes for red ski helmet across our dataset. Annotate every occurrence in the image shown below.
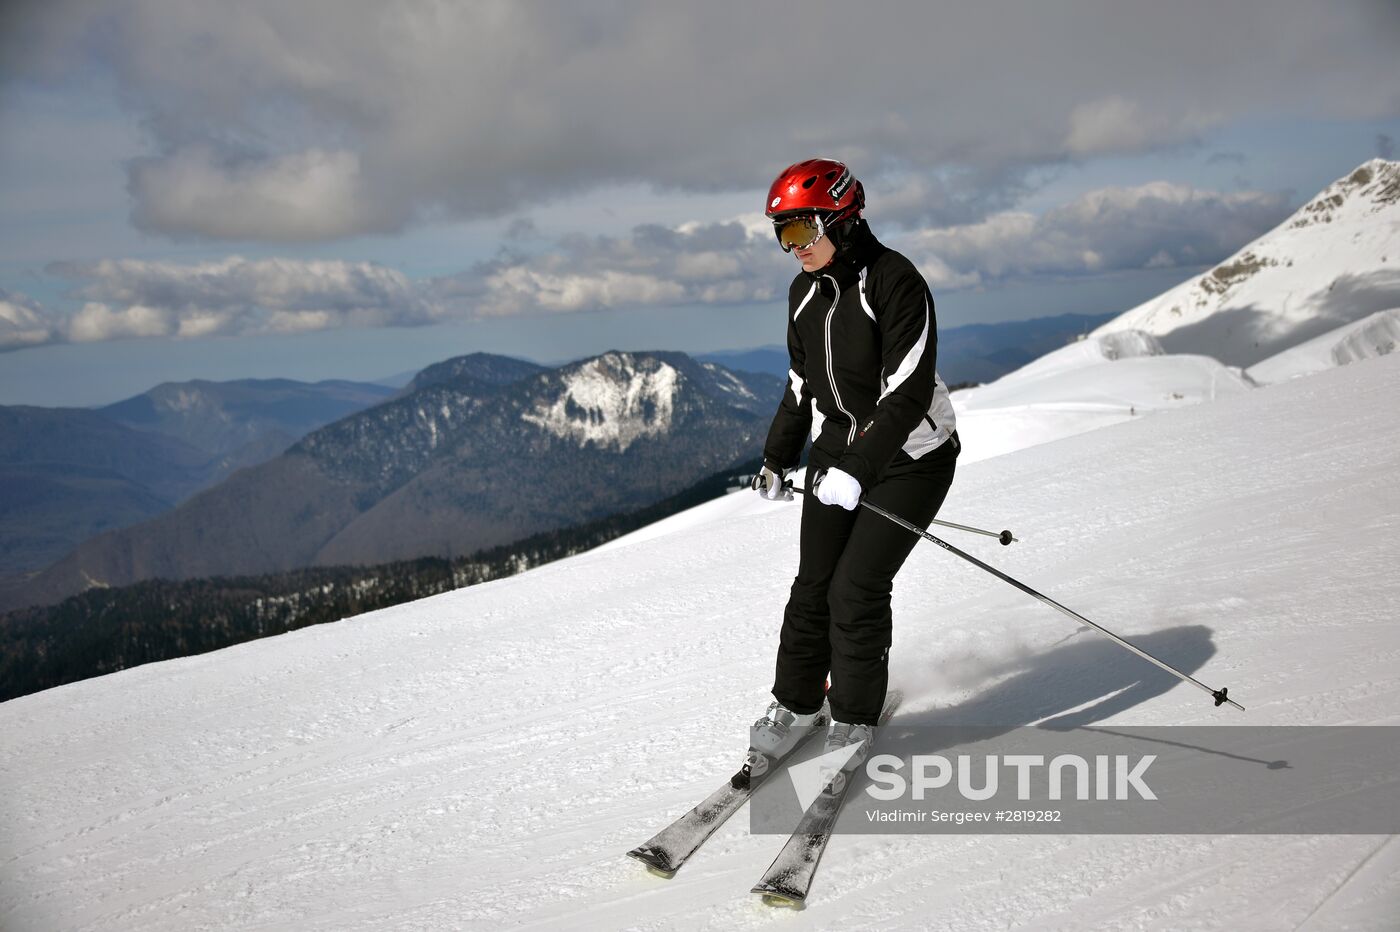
[765,158,865,251]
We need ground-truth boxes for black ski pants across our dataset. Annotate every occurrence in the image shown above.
[772,433,958,725]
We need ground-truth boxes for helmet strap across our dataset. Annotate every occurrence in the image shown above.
[828,216,859,254]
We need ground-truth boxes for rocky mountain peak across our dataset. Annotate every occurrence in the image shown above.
[523,351,684,452]
[1290,158,1400,229]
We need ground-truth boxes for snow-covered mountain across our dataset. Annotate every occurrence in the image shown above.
[928,161,1399,463]
[1093,159,1400,367]
[521,352,766,452]
[3,349,1397,930]
[1,351,779,612]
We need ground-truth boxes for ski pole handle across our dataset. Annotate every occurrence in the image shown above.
[750,468,795,501]
[791,475,1016,544]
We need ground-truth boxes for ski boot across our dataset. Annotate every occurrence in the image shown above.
[734,699,829,789]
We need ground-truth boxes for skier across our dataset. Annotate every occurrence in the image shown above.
[750,158,959,772]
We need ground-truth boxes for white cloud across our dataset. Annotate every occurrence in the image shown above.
[0,180,1304,351]
[0,292,55,349]
[264,310,337,334]
[128,146,391,241]
[906,254,984,293]
[5,0,1396,242]
[868,170,1033,230]
[906,182,1291,288]
[67,302,172,343]
[439,182,1294,311]
[478,267,686,316]
[55,256,439,326]
[442,220,792,317]
[1064,97,1220,158]
[0,257,445,351]
[6,221,788,350]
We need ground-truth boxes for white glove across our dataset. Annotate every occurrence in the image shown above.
[815,467,862,510]
[751,464,792,501]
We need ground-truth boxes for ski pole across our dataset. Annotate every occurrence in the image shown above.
[770,476,1017,545]
[801,473,1244,711]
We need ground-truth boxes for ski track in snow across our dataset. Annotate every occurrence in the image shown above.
[3,355,1400,930]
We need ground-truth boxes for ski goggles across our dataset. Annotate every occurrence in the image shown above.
[772,213,827,252]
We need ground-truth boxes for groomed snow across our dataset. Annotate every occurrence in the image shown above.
[3,351,1398,930]
[951,332,1253,463]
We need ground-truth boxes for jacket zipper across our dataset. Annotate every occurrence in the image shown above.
[822,274,857,445]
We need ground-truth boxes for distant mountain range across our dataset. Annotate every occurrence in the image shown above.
[0,407,210,581]
[0,351,779,611]
[101,378,398,476]
[0,379,394,582]
[698,312,1116,386]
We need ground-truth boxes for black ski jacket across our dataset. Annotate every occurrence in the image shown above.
[762,222,957,490]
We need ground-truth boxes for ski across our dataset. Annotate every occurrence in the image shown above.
[751,690,903,907]
[627,708,829,877]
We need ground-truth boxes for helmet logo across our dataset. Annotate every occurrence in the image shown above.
[828,168,853,204]
[770,196,781,208]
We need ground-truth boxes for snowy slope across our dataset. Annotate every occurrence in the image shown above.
[592,481,789,555]
[950,330,1254,462]
[3,351,1398,930]
[978,329,1166,382]
[1092,159,1400,367]
[1247,307,1400,384]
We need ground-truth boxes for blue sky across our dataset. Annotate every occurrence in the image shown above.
[2,1,1398,407]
